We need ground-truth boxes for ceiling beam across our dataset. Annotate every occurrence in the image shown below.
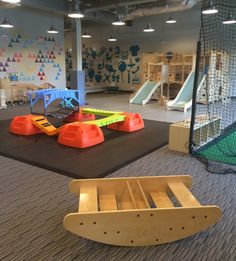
[85,0,159,12]
[20,0,67,15]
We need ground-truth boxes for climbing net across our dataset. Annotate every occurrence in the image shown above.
[190,0,236,174]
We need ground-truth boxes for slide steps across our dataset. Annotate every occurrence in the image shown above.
[64,175,221,246]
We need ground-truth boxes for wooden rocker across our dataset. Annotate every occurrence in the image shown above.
[63,175,221,246]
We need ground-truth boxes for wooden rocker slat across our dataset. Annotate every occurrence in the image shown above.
[99,194,118,211]
[136,180,150,209]
[150,191,174,208]
[79,185,98,213]
[126,181,137,209]
[168,182,201,207]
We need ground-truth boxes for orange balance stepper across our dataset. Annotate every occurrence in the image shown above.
[64,110,96,123]
[9,115,43,136]
[108,113,144,132]
[58,122,104,149]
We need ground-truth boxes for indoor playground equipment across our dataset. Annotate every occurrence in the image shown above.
[63,175,221,246]
[9,108,144,148]
[167,70,195,112]
[190,0,236,173]
[131,54,194,107]
[130,62,164,105]
[28,89,80,116]
[130,80,161,105]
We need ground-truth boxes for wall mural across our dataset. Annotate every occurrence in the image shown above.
[0,31,64,86]
[66,44,141,90]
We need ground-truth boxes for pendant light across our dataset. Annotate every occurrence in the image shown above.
[223,13,236,25]
[108,35,117,42]
[47,12,58,34]
[82,21,91,38]
[1,0,21,3]
[202,0,218,15]
[68,0,84,18]
[0,17,14,28]
[47,25,58,34]
[112,15,125,26]
[112,5,125,26]
[82,31,92,38]
[166,16,176,24]
[143,23,155,32]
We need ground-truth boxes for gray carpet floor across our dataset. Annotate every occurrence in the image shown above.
[0,97,235,261]
[0,147,235,261]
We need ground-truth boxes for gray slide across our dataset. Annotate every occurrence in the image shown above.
[130,81,161,105]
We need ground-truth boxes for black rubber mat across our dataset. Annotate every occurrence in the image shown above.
[0,119,170,179]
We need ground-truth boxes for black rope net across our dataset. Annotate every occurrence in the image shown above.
[190,0,236,174]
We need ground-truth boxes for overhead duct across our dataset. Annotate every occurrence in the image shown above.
[125,0,201,20]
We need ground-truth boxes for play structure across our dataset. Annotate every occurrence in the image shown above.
[28,89,80,116]
[63,175,221,246]
[9,106,144,149]
[130,53,195,110]
[190,0,236,172]
[130,80,161,105]
[167,70,195,112]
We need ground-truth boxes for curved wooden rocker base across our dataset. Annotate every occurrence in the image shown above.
[64,176,221,246]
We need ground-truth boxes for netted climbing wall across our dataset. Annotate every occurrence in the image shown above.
[190,0,236,173]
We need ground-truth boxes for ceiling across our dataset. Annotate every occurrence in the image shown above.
[0,0,202,30]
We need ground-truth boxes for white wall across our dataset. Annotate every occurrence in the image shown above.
[0,7,66,88]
